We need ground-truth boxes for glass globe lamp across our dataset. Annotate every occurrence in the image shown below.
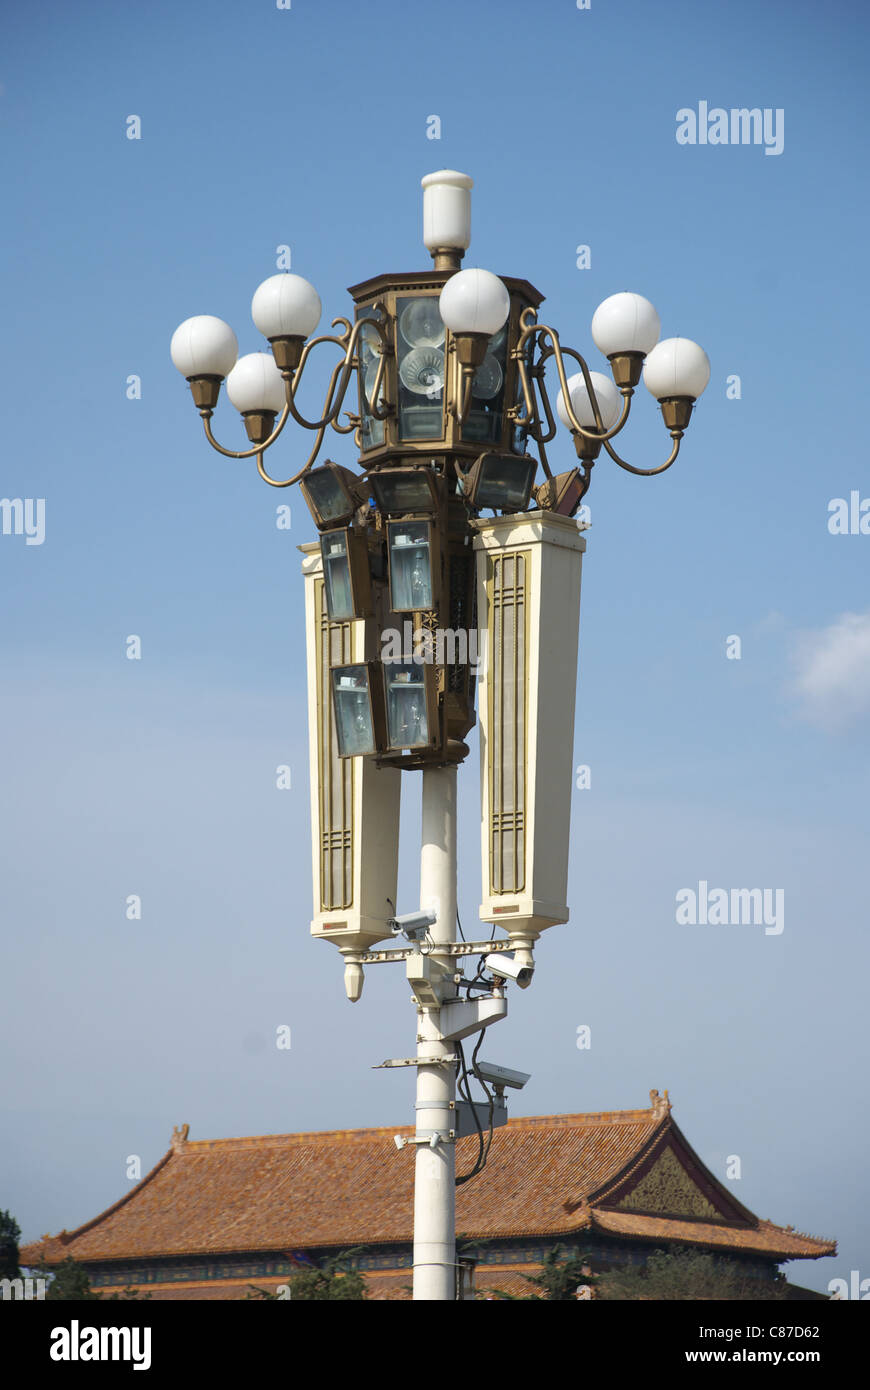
[251,273,321,371]
[590,292,660,388]
[170,315,238,409]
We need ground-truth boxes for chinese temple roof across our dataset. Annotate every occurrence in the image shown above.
[22,1091,834,1290]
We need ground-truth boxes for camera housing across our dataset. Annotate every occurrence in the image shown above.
[473,1060,531,1091]
[484,951,535,988]
[390,907,437,942]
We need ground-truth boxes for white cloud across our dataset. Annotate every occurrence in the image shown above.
[791,610,870,729]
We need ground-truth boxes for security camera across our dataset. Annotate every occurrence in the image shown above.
[484,952,534,988]
[473,1061,531,1091]
[390,907,437,942]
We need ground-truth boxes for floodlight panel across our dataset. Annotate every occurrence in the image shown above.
[370,468,438,515]
[384,662,435,750]
[332,664,379,757]
[473,454,536,511]
[302,465,357,527]
[387,519,436,612]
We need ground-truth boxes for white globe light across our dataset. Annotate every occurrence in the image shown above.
[170,316,238,379]
[643,337,711,400]
[556,371,622,432]
[226,352,286,414]
[439,268,510,337]
[591,292,660,358]
[251,273,321,341]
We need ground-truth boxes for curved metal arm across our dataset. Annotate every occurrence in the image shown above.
[530,359,560,447]
[201,311,393,465]
[545,343,632,440]
[200,375,295,459]
[531,324,632,445]
[513,307,541,431]
[253,418,331,487]
[601,430,683,476]
[515,306,681,478]
[357,313,392,424]
[287,314,391,431]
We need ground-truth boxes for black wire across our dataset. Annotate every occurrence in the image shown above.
[455,1037,486,1186]
[455,1028,496,1187]
[456,907,466,943]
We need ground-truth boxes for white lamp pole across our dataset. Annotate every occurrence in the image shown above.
[412,765,458,1300]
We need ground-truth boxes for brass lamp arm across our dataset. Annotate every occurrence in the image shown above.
[601,431,682,476]
[532,324,632,444]
[357,339,391,424]
[200,377,294,459]
[286,315,390,431]
[455,363,475,426]
[524,358,558,445]
[542,343,633,442]
[254,419,331,487]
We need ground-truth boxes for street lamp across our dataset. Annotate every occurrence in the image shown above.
[170,168,708,1301]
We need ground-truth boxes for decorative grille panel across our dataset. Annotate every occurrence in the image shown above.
[316,580,354,911]
[489,552,528,895]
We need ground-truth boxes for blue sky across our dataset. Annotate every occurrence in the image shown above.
[1,0,868,1295]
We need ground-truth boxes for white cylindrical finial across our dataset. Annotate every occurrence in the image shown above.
[421,170,473,255]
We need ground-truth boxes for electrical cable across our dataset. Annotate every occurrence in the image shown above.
[455,1026,496,1187]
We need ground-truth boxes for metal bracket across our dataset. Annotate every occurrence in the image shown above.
[393,1131,455,1150]
[374,1056,458,1069]
[455,1097,508,1138]
[360,939,515,964]
[440,993,507,1042]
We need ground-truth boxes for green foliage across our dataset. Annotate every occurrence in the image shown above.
[247,1249,368,1301]
[43,1257,101,1301]
[597,1248,788,1301]
[479,1246,599,1301]
[0,1211,21,1280]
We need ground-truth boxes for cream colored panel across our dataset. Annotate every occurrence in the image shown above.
[474,514,585,940]
[301,543,401,952]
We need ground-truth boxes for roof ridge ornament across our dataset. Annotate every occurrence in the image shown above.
[171,1123,190,1151]
[649,1088,671,1119]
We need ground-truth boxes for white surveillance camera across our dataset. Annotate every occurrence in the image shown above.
[390,907,437,941]
[473,1060,531,1091]
[484,952,534,988]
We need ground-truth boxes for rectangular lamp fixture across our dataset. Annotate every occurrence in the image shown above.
[320,528,374,621]
[331,663,387,758]
[535,467,587,517]
[383,661,438,751]
[300,461,367,530]
[387,519,436,612]
[369,466,442,516]
[460,452,537,512]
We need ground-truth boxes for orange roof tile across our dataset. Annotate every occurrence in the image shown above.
[21,1096,834,1271]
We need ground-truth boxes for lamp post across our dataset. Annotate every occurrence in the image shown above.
[171,169,708,1300]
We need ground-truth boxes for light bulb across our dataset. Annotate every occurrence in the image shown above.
[170,316,238,379]
[400,299,445,348]
[591,293,660,358]
[643,338,710,400]
[399,347,445,398]
[251,274,321,341]
[226,352,286,414]
[439,268,510,337]
[556,371,622,431]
